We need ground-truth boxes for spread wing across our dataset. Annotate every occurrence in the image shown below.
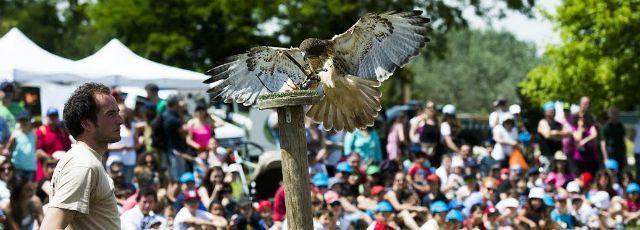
[204,46,308,106]
[331,10,430,81]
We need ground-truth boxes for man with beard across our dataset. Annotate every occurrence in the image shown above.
[41,83,123,229]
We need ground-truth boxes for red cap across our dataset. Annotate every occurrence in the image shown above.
[371,186,385,196]
[183,189,199,202]
[256,200,272,212]
[427,174,440,183]
[500,168,510,175]
[581,172,593,187]
[485,205,498,215]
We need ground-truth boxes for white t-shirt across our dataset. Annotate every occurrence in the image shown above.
[634,122,640,154]
[435,166,449,187]
[491,125,518,161]
[440,122,451,136]
[489,110,511,128]
[120,206,166,230]
[107,123,137,167]
[173,207,214,230]
[409,116,422,143]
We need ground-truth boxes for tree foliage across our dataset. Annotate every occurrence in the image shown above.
[408,29,538,113]
[86,0,535,71]
[520,0,640,111]
[2,0,538,107]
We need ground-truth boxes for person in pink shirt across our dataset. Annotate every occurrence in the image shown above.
[386,112,407,161]
[545,151,575,189]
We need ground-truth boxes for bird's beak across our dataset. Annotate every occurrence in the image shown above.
[302,51,307,60]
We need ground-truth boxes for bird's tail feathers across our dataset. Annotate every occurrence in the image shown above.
[307,75,381,132]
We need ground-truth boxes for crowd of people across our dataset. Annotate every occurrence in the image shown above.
[0,80,640,229]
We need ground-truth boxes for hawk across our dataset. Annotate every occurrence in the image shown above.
[205,10,429,132]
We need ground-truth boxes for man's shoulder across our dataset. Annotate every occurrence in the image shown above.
[59,145,101,168]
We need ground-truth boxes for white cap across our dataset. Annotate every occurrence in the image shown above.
[528,187,545,199]
[451,156,464,168]
[509,104,521,114]
[566,181,580,193]
[442,104,456,115]
[590,191,610,209]
[553,151,568,161]
[496,198,519,214]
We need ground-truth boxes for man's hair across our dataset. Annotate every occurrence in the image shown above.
[145,83,159,93]
[63,83,111,138]
[166,94,181,108]
[136,186,157,202]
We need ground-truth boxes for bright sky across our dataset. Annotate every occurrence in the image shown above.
[463,0,561,55]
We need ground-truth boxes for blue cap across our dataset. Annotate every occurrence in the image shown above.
[15,111,31,121]
[627,182,640,193]
[430,201,450,213]
[312,173,329,187]
[336,162,353,173]
[46,107,59,116]
[375,201,394,212]
[446,209,464,222]
[448,199,462,209]
[605,159,618,171]
[180,172,195,183]
[543,195,555,207]
[543,101,555,112]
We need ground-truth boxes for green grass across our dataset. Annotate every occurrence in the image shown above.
[258,90,318,100]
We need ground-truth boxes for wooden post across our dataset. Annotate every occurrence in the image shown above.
[258,93,320,230]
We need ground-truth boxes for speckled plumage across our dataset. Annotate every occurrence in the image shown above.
[204,10,430,132]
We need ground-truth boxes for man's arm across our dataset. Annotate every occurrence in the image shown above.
[40,207,76,230]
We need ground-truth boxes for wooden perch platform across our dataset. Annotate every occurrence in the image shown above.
[256,90,320,230]
[257,90,321,109]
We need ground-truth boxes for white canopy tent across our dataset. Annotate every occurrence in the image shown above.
[0,28,82,82]
[1,28,207,89]
[70,39,207,89]
[0,28,210,117]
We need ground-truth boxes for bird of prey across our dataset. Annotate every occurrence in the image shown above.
[205,10,429,132]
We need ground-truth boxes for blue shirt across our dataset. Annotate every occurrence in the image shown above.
[0,117,9,143]
[11,129,36,171]
[344,129,382,163]
[551,209,575,229]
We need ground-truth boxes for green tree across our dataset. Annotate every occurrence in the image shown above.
[0,0,63,52]
[520,0,640,111]
[88,0,537,90]
[407,29,538,113]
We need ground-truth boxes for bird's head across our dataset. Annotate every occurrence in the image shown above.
[299,38,329,59]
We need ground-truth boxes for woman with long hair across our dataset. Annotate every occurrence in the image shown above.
[409,101,442,167]
[565,114,600,175]
[186,103,224,155]
[2,176,43,229]
[0,160,15,197]
[198,166,226,207]
[544,151,575,189]
[593,170,617,198]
